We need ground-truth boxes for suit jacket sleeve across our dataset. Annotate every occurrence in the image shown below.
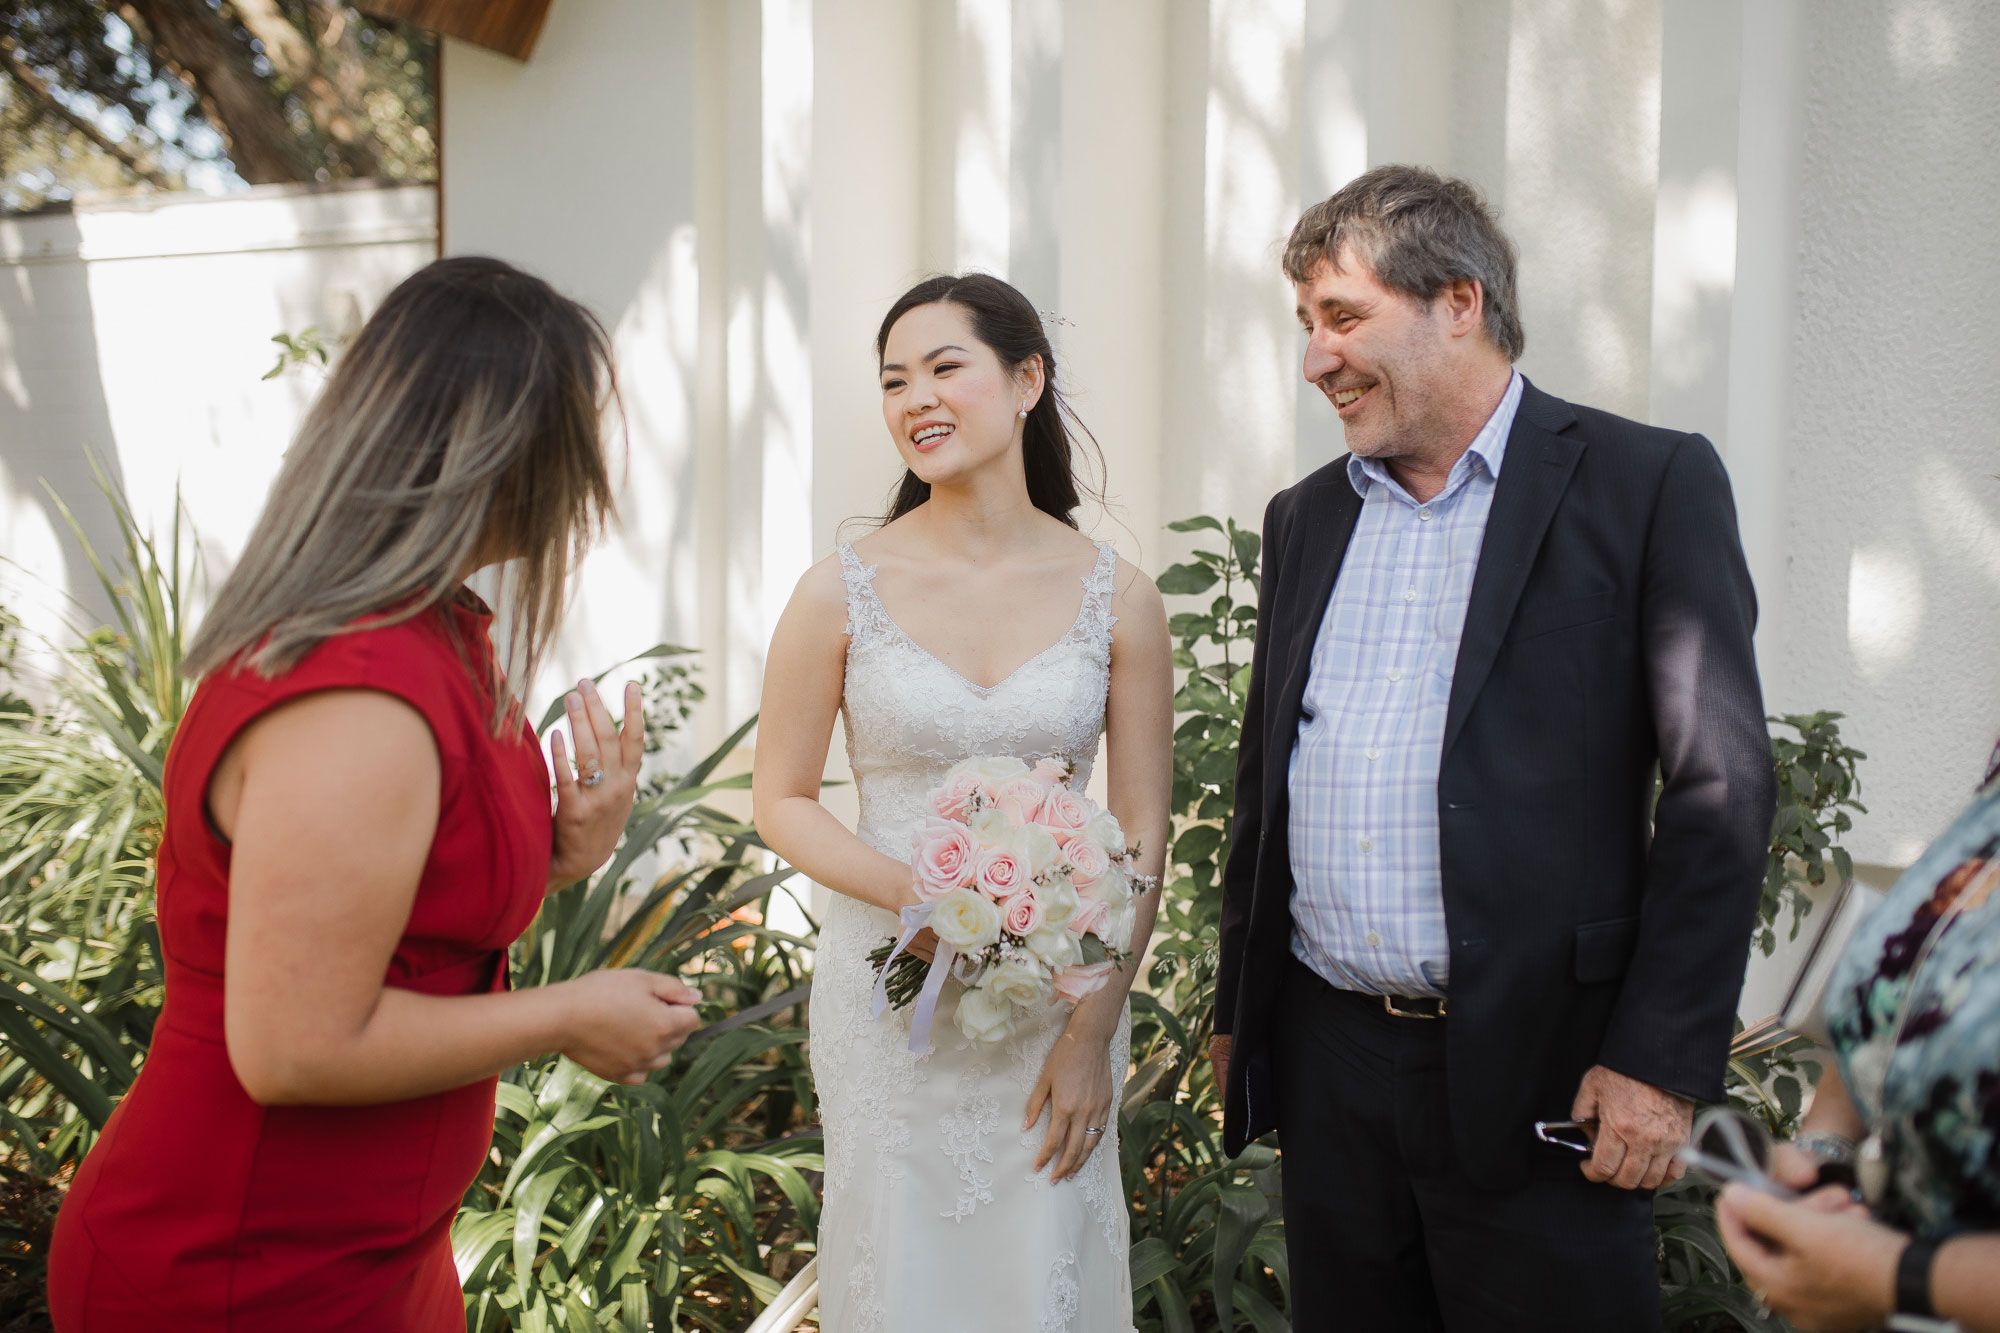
[1214,493,1286,1042]
[1596,434,1776,1101]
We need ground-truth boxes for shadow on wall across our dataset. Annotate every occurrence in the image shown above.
[0,209,132,633]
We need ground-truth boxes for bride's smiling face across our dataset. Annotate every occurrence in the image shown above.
[879,301,1041,488]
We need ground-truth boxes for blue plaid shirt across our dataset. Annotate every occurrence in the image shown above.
[1287,371,1524,997]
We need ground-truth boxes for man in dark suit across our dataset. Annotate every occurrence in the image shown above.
[1209,165,1776,1329]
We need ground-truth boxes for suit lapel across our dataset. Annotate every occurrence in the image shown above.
[1442,383,1582,758]
[1272,475,1363,758]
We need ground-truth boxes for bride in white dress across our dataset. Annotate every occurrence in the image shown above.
[753,274,1172,1332]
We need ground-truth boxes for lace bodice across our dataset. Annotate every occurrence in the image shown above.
[836,540,1119,861]
[808,538,1135,1333]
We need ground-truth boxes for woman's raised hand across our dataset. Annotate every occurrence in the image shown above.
[549,678,645,886]
[558,969,702,1085]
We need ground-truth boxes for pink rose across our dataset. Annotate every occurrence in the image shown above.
[1066,897,1111,938]
[1052,961,1116,1006]
[932,772,986,820]
[1004,889,1045,937]
[1030,756,1071,785]
[911,818,976,899]
[974,844,1031,901]
[1065,837,1111,889]
[995,776,1049,827]
[1037,786,1091,843]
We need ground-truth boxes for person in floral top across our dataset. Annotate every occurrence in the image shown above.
[1718,749,2000,1331]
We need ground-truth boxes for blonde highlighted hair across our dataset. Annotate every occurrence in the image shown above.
[183,256,618,729]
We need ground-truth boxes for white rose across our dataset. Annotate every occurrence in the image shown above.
[955,982,1015,1043]
[1104,899,1138,952]
[930,887,1003,951]
[1092,864,1132,908]
[967,808,1012,847]
[984,954,1053,1008]
[1013,823,1061,876]
[1036,875,1080,928]
[1024,921,1084,969]
[1084,808,1126,857]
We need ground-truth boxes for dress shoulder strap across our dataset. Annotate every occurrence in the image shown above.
[835,542,897,644]
[1073,541,1121,652]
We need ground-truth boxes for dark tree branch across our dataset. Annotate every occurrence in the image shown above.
[0,40,177,189]
[117,0,313,184]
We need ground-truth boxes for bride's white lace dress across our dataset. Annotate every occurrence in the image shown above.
[810,540,1135,1333]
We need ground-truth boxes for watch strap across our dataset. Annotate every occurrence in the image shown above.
[1895,1239,1939,1318]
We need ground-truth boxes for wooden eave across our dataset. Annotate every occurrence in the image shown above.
[357,0,552,62]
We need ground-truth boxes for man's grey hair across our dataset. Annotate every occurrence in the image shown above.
[1283,164,1525,361]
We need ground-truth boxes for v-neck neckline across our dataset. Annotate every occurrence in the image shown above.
[848,542,1111,695]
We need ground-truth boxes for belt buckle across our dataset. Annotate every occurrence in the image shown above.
[1382,994,1446,1020]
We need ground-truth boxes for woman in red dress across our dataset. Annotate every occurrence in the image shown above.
[47,256,698,1330]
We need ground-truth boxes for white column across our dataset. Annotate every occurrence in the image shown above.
[1008,0,1063,308]
[1058,0,1167,558]
[1723,0,1803,678]
[1502,0,1663,422]
[810,0,924,547]
[955,0,1014,276]
[1648,0,1741,447]
[1161,0,1302,534]
[759,0,814,663]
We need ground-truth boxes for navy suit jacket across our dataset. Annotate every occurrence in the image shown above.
[1213,378,1776,1188]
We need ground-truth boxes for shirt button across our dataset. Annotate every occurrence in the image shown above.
[1365,747,1381,761]
[1403,588,1418,602]
[1366,931,1383,948]
[1386,668,1403,682]
[1358,836,1373,852]
[1418,507,1434,521]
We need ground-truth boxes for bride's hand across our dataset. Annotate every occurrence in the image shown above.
[1025,1025,1116,1183]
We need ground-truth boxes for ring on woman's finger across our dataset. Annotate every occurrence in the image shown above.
[1083,1125,1105,1135]
[579,767,605,788]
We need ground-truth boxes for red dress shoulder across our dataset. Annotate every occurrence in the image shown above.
[47,600,553,1331]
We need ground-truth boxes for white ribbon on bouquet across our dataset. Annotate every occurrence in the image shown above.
[870,901,980,1053]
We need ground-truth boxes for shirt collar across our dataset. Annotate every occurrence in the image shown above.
[1347,369,1524,501]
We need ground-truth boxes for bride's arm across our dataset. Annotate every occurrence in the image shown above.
[752,557,916,914]
[1029,560,1173,1180]
[1070,560,1174,1040]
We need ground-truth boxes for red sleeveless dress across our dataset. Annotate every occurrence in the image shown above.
[48,599,552,1330]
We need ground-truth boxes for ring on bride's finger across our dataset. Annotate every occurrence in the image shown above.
[579,768,606,788]
[1083,1125,1105,1135]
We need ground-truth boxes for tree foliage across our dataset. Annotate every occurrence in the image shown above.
[1,1,435,212]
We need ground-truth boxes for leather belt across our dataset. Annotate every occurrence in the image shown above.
[1380,993,1447,1020]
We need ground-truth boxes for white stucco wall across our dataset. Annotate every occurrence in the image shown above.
[1767,0,2000,867]
[0,181,435,661]
[5,0,1996,908]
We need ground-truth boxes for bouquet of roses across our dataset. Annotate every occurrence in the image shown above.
[869,754,1141,1051]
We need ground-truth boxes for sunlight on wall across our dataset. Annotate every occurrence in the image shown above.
[1847,545,1925,681]
[1649,171,1736,392]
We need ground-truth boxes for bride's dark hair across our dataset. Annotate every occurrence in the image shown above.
[874,273,1105,528]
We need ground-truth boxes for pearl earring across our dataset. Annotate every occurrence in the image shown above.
[1018,400,1029,419]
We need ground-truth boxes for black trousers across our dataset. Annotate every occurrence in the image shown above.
[1274,958,1661,1332]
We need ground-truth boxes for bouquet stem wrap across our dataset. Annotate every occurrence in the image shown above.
[870,901,977,1053]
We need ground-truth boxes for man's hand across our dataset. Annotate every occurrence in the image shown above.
[1571,1064,1692,1189]
[1209,1034,1232,1098]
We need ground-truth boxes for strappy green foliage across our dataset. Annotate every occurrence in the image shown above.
[0,483,820,1331]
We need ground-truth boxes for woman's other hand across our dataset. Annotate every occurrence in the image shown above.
[1025,1026,1116,1183]
[557,969,702,1085]
[549,679,644,886]
[1715,1181,1897,1332]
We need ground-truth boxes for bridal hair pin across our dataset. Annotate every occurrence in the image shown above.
[1038,310,1075,328]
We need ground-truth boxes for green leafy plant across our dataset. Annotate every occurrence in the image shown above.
[456,702,825,1332]
[1759,713,1867,955]
[1122,516,1286,1333]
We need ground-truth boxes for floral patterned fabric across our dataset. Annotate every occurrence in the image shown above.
[1825,781,2000,1240]
[809,541,1135,1333]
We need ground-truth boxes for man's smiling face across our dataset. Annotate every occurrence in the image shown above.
[1294,243,1455,462]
